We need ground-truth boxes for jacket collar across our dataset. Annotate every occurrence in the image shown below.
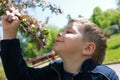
[80,59,98,72]
[49,60,63,72]
[49,59,113,80]
[49,59,97,73]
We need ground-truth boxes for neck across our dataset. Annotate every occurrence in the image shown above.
[62,56,87,73]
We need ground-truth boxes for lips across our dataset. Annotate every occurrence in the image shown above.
[55,40,64,43]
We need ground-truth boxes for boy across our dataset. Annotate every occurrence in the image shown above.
[0,8,119,80]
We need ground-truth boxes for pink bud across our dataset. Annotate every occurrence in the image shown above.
[36,31,41,37]
[37,23,42,29]
[42,39,46,46]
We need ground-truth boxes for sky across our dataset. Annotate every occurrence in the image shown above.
[46,0,117,28]
[0,0,118,38]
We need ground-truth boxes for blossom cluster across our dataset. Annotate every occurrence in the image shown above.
[0,0,62,49]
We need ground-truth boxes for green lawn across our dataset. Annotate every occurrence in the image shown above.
[0,67,6,80]
[104,33,120,63]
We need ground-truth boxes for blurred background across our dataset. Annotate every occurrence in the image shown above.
[0,0,120,79]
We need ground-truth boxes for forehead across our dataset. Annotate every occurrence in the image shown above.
[64,21,84,31]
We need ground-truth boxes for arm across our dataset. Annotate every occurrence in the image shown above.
[0,7,49,80]
[0,39,50,80]
[1,39,29,80]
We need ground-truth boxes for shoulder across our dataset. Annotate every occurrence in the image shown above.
[92,64,119,80]
[92,64,113,73]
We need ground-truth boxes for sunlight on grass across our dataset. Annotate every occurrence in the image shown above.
[0,67,6,80]
[104,33,120,63]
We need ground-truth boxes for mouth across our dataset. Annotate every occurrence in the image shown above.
[55,40,64,42]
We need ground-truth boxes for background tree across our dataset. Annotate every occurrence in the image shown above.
[42,26,59,53]
[90,7,120,35]
[90,7,103,28]
[18,25,59,58]
[116,0,120,8]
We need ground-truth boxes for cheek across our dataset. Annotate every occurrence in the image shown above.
[64,35,78,48]
[64,35,84,50]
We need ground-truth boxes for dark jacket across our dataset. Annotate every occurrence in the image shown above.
[0,39,119,80]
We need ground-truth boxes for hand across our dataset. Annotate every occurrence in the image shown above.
[2,7,21,39]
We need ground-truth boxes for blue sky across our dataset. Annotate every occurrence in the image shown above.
[29,0,118,28]
[0,0,118,37]
[47,0,117,28]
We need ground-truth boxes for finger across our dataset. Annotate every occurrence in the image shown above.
[12,16,19,20]
[7,14,15,23]
[7,7,17,16]
[7,6,22,19]
[12,9,19,15]
[15,12,21,19]
[6,10,11,15]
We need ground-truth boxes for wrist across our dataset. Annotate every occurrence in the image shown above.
[3,31,17,40]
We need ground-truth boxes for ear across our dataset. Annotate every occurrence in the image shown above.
[82,42,96,56]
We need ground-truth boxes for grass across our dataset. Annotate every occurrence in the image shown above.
[104,33,120,63]
[0,67,6,80]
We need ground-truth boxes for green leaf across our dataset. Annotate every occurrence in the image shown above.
[0,8,6,17]
[31,27,37,33]
[21,20,29,27]
[42,29,49,35]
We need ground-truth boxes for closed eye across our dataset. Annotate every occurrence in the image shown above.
[66,31,72,33]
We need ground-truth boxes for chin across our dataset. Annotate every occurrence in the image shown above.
[53,47,59,53]
[53,45,59,51]
[53,47,61,54]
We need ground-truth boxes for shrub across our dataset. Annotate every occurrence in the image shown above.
[104,34,120,63]
[103,25,120,35]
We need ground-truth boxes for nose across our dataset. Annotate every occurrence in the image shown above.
[57,33,62,37]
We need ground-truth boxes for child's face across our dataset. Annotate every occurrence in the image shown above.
[54,22,86,55]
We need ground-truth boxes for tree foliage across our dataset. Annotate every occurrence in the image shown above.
[18,25,59,58]
[116,0,120,8]
[90,6,120,35]
[43,26,59,52]
[90,7,120,29]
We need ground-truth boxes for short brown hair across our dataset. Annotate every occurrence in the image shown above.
[70,18,107,64]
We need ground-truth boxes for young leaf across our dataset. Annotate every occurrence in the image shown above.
[42,29,49,35]
[21,20,29,27]
[21,15,30,19]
